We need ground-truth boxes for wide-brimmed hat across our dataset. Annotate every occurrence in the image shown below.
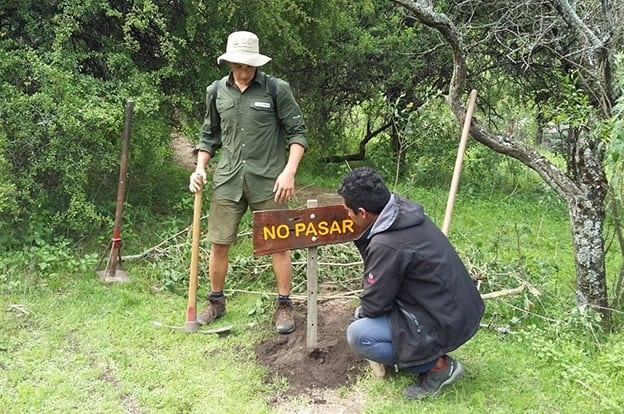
[217,31,271,67]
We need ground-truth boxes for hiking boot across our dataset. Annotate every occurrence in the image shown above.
[402,356,464,400]
[274,300,295,334]
[197,296,226,325]
[367,360,387,378]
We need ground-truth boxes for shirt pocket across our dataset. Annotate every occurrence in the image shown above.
[249,100,277,128]
[216,97,235,114]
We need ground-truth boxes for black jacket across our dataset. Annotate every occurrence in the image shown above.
[354,194,485,368]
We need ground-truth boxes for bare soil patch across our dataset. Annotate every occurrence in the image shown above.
[292,185,343,208]
[254,300,366,411]
[170,133,197,171]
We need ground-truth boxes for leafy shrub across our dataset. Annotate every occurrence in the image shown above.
[365,94,465,187]
[0,0,231,254]
[0,239,99,294]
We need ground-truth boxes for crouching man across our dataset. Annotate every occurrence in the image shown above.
[337,167,485,399]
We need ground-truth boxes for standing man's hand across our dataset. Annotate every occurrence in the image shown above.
[190,151,211,193]
[273,169,296,203]
[189,170,206,193]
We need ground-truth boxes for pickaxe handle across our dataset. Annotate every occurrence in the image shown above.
[184,189,203,332]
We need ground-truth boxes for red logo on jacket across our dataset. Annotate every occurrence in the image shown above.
[366,273,375,285]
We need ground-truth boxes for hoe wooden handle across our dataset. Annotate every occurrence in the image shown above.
[442,89,478,236]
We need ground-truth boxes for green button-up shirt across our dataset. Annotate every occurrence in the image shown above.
[197,70,308,203]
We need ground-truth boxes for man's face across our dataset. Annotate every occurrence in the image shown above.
[229,63,256,87]
[343,203,370,228]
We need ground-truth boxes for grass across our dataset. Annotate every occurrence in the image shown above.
[1,274,275,414]
[2,169,624,413]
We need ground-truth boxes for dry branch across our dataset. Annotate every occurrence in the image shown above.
[227,283,536,302]
[481,283,540,300]
[7,304,30,315]
[122,215,211,262]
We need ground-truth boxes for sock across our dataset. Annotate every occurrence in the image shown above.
[431,356,448,372]
[278,294,290,303]
[209,291,224,300]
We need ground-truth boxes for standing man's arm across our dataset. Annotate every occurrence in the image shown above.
[272,78,307,203]
[189,81,221,193]
[273,143,305,203]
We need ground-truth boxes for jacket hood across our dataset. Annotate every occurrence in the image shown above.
[369,194,425,238]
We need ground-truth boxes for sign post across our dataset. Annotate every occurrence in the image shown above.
[306,199,319,348]
[253,203,363,349]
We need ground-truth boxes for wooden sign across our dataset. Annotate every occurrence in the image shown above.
[252,204,364,256]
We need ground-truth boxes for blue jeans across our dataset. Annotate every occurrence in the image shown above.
[346,314,437,373]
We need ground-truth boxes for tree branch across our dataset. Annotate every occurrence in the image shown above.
[321,121,393,163]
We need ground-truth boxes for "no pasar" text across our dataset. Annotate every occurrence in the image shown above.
[262,219,355,240]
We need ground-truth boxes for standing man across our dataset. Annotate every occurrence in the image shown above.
[189,31,307,334]
[337,167,484,399]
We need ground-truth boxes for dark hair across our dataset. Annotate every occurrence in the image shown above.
[337,167,391,214]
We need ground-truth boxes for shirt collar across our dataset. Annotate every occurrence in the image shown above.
[368,193,397,238]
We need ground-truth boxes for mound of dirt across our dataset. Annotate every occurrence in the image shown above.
[255,300,366,400]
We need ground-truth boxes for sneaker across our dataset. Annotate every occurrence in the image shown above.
[367,360,387,378]
[197,296,226,325]
[402,356,464,400]
[274,300,295,334]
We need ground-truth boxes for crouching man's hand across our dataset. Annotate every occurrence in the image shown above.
[353,306,363,320]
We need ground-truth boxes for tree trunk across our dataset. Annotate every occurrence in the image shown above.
[568,129,609,316]
[569,198,609,316]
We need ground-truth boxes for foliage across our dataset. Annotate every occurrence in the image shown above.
[607,54,624,192]
[2,0,622,322]
[0,134,18,226]
[395,0,624,313]
[0,1,183,250]
[0,239,98,296]
[0,0,444,254]
[605,54,624,309]
[387,92,462,186]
